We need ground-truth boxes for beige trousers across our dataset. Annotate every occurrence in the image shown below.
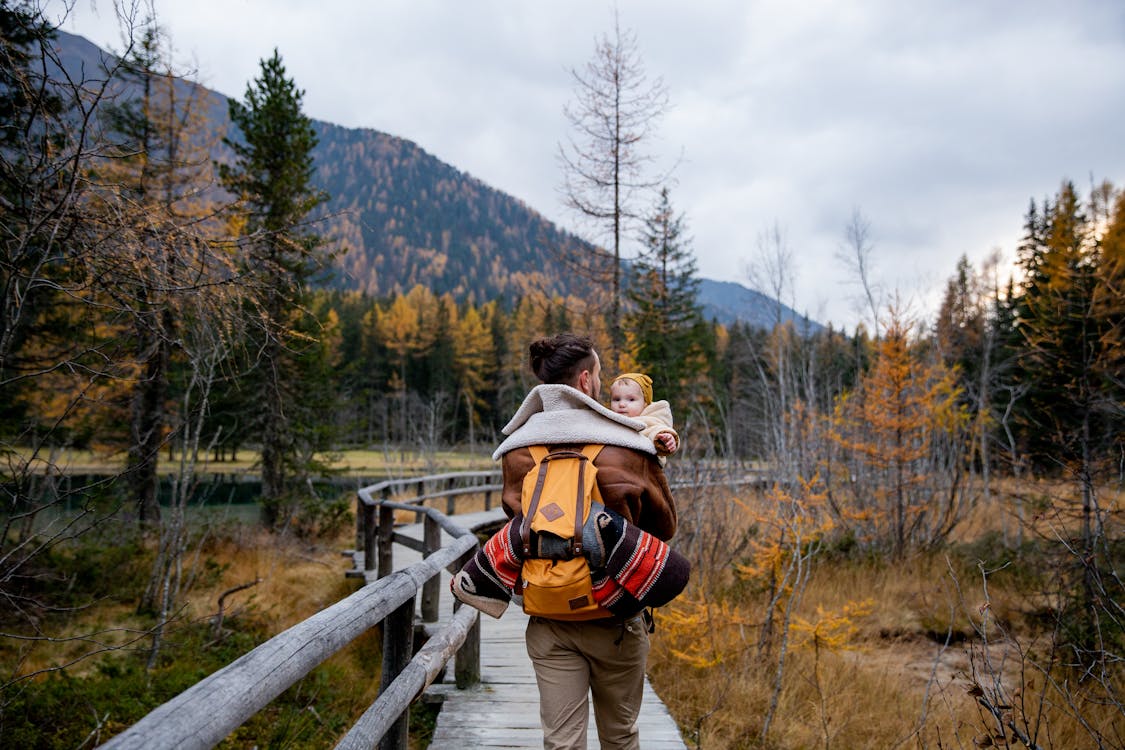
[525,615,650,750]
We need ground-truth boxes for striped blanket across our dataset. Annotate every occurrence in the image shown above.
[451,507,690,619]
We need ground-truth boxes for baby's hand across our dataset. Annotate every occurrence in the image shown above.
[655,431,678,455]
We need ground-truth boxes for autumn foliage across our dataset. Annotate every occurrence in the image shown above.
[827,310,972,557]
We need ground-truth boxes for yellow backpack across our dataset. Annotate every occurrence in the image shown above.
[517,444,611,620]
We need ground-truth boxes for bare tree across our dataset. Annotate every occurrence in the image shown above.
[143,279,242,666]
[746,221,796,330]
[95,18,224,526]
[1,2,136,624]
[836,207,883,335]
[558,13,669,371]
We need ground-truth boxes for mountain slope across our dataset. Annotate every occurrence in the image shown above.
[311,120,582,300]
[697,279,823,331]
[54,30,818,329]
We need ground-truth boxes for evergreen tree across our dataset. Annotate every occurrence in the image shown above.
[218,50,334,526]
[1010,181,1115,470]
[626,187,704,407]
[1093,189,1125,418]
[0,0,68,435]
[1009,181,1123,658]
[934,255,1000,488]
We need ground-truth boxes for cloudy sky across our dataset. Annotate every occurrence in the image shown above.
[60,0,1125,331]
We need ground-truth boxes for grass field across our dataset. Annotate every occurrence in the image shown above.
[648,479,1125,749]
[15,446,498,476]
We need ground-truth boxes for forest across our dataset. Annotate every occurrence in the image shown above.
[2,2,1123,748]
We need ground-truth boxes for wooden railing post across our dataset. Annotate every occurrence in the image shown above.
[453,600,480,688]
[458,613,481,690]
[355,494,364,560]
[378,595,415,750]
[443,477,455,516]
[421,515,441,622]
[378,491,394,579]
[452,546,481,688]
[363,501,377,574]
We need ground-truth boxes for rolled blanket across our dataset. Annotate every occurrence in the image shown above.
[450,516,524,619]
[452,507,689,620]
[589,509,691,618]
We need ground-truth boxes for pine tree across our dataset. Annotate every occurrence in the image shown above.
[625,187,704,407]
[934,254,1007,500]
[218,49,334,525]
[1007,180,1124,658]
[0,0,69,435]
[1093,189,1124,418]
[1010,181,1114,470]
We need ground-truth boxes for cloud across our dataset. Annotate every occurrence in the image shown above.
[62,0,1125,330]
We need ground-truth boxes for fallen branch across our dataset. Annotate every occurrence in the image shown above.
[210,578,261,640]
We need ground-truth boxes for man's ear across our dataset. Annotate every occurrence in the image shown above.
[577,368,591,396]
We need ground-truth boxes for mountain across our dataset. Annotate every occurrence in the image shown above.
[697,279,823,331]
[53,30,818,330]
[310,119,584,302]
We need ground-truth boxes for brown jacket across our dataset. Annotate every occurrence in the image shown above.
[494,384,677,541]
[501,445,677,541]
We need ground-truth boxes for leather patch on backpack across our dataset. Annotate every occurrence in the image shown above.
[540,502,565,522]
[568,594,590,610]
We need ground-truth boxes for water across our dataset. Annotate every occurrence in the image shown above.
[2,472,384,530]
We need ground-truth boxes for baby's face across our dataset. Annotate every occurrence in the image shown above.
[610,380,646,417]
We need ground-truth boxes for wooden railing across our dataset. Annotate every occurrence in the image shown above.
[99,471,503,750]
[352,470,502,581]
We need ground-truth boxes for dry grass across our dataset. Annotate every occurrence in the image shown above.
[13,446,495,476]
[5,521,363,683]
[194,526,358,632]
[648,480,1125,749]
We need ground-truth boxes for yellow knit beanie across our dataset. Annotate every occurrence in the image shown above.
[613,372,653,404]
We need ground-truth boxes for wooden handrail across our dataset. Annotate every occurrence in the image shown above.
[354,470,502,577]
[335,604,479,750]
[99,472,500,750]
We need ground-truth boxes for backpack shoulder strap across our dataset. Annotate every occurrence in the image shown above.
[570,445,603,554]
[521,445,551,555]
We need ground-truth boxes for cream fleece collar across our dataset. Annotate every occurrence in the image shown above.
[492,384,655,460]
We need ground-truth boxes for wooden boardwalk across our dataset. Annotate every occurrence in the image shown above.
[384,509,688,749]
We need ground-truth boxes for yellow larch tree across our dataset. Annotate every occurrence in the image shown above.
[827,306,972,557]
[452,301,496,447]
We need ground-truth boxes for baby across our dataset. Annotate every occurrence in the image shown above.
[609,372,678,459]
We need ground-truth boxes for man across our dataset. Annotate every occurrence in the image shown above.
[492,333,677,750]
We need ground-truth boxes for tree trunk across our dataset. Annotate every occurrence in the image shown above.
[128,316,171,525]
